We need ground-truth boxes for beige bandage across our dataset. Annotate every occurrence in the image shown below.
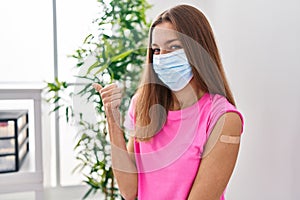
[220,135,240,144]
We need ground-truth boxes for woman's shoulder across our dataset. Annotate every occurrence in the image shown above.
[207,93,236,111]
[206,93,244,134]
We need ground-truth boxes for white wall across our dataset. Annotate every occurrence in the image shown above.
[147,0,209,20]
[208,0,300,199]
[148,0,300,199]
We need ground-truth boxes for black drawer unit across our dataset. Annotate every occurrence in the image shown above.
[0,110,29,173]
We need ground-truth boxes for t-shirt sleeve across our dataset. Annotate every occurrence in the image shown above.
[202,94,244,158]
[206,94,244,137]
[123,95,137,131]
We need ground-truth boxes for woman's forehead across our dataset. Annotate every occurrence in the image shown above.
[152,23,178,44]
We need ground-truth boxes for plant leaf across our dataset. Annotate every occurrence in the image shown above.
[110,49,135,62]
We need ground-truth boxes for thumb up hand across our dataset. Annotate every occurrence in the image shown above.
[93,83,122,114]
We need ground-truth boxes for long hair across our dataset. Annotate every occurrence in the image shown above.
[134,4,236,140]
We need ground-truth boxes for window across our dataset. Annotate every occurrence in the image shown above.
[0,0,99,187]
[56,0,99,186]
[0,0,53,83]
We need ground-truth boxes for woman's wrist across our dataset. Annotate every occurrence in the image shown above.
[105,109,126,141]
[105,108,121,123]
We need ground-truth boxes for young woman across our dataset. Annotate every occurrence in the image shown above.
[93,4,244,200]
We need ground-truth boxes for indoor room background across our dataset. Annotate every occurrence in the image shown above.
[0,0,299,199]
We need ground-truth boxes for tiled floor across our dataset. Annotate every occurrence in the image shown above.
[0,185,104,200]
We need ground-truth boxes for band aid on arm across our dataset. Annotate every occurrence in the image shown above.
[202,134,241,158]
[220,135,240,144]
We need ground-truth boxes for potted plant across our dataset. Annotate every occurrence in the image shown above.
[46,0,151,199]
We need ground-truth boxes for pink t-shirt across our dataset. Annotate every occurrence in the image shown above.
[124,93,244,200]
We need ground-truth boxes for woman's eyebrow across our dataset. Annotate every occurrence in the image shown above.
[165,38,180,45]
[151,38,180,47]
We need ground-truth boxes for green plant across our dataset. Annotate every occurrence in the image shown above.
[45,0,151,199]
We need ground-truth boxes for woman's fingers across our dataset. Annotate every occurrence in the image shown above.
[111,98,121,108]
[93,83,122,109]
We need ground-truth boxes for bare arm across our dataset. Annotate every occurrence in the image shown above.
[188,112,243,200]
[93,83,137,200]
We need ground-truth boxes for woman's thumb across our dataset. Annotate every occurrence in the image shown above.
[92,83,103,92]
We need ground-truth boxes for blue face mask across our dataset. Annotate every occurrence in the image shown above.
[153,49,193,91]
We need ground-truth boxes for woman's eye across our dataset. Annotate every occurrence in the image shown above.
[152,48,160,55]
[170,45,182,50]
